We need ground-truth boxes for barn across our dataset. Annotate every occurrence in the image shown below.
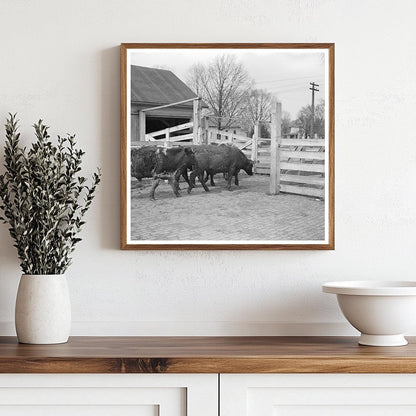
[130,65,204,142]
[207,117,248,138]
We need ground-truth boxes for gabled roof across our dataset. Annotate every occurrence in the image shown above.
[131,65,197,107]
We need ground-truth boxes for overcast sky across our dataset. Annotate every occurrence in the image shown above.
[130,49,326,119]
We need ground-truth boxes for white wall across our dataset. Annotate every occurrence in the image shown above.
[0,0,415,336]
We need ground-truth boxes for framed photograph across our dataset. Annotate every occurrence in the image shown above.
[121,43,334,250]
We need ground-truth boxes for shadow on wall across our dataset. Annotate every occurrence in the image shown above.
[99,46,121,250]
[0,223,20,326]
[228,285,343,335]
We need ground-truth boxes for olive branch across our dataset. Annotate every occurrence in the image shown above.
[0,114,101,274]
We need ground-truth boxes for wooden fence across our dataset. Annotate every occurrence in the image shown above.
[137,97,202,143]
[205,101,325,199]
[252,136,325,198]
[131,121,195,148]
[131,98,325,199]
[206,128,253,150]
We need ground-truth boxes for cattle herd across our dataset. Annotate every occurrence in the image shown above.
[131,143,254,200]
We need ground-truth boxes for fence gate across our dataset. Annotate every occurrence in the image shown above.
[278,137,325,198]
[252,137,325,198]
[205,106,325,199]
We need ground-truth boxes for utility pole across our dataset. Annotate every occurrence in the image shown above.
[309,82,319,138]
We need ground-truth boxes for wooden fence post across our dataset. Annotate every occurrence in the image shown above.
[164,127,171,148]
[251,123,259,173]
[131,112,139,142]
[269,100,282,195]
[139,111,146,142]
[201,116,209,144]
[199,117,203,143]
[193,98,201,144]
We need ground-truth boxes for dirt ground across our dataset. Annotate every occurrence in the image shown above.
[130,174,325,241]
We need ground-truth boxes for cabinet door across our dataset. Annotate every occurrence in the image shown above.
[0,374,217,416]
[221,374,416,416]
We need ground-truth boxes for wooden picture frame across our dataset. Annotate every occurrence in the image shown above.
[121,43,334,250]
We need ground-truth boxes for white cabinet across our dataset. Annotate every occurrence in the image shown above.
[221,374,416,416]
[0,374,218,416]
[4,373,416,415]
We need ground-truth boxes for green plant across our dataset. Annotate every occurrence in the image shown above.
[0,114,101,274]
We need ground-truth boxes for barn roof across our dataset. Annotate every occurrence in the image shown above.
[131,65,198,107]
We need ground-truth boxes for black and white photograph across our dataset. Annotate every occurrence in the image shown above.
[121,44,334,249]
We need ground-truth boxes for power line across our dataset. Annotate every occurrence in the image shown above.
[255,74,324,85]
[268,86,313,93]
[262,81,323,90]
[256,74,324,84]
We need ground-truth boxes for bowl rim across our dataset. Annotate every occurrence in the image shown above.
[322,281,416,296]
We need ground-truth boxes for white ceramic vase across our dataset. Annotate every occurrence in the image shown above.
[15,274,71,344]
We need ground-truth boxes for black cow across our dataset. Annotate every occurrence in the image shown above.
[131,146,157,181]
[204,170,239,187]
[131,146,194,199]
[188,144,253,193]
[149,146,196,200]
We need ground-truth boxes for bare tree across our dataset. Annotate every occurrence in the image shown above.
[281,111,292,136]
[243,89,273,123]
[186,55,253,130]
[186,63,205,96]
[294,99,325,138]
[237,89,273,136]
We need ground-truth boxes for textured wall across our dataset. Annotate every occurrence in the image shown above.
[0,0,415,336]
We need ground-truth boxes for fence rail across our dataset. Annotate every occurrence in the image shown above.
[280,150,325,160]
[280,184,324,198]
[147,121,193,138]
[207,128,250,145]
[281,139,325,146]
[137,121,196,148]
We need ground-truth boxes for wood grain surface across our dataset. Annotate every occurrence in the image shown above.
[0,336,415,373]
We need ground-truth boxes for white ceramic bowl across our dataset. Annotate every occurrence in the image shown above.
[323,281,416,346]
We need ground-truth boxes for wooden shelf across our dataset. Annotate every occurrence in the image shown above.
[0,336,416,373]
